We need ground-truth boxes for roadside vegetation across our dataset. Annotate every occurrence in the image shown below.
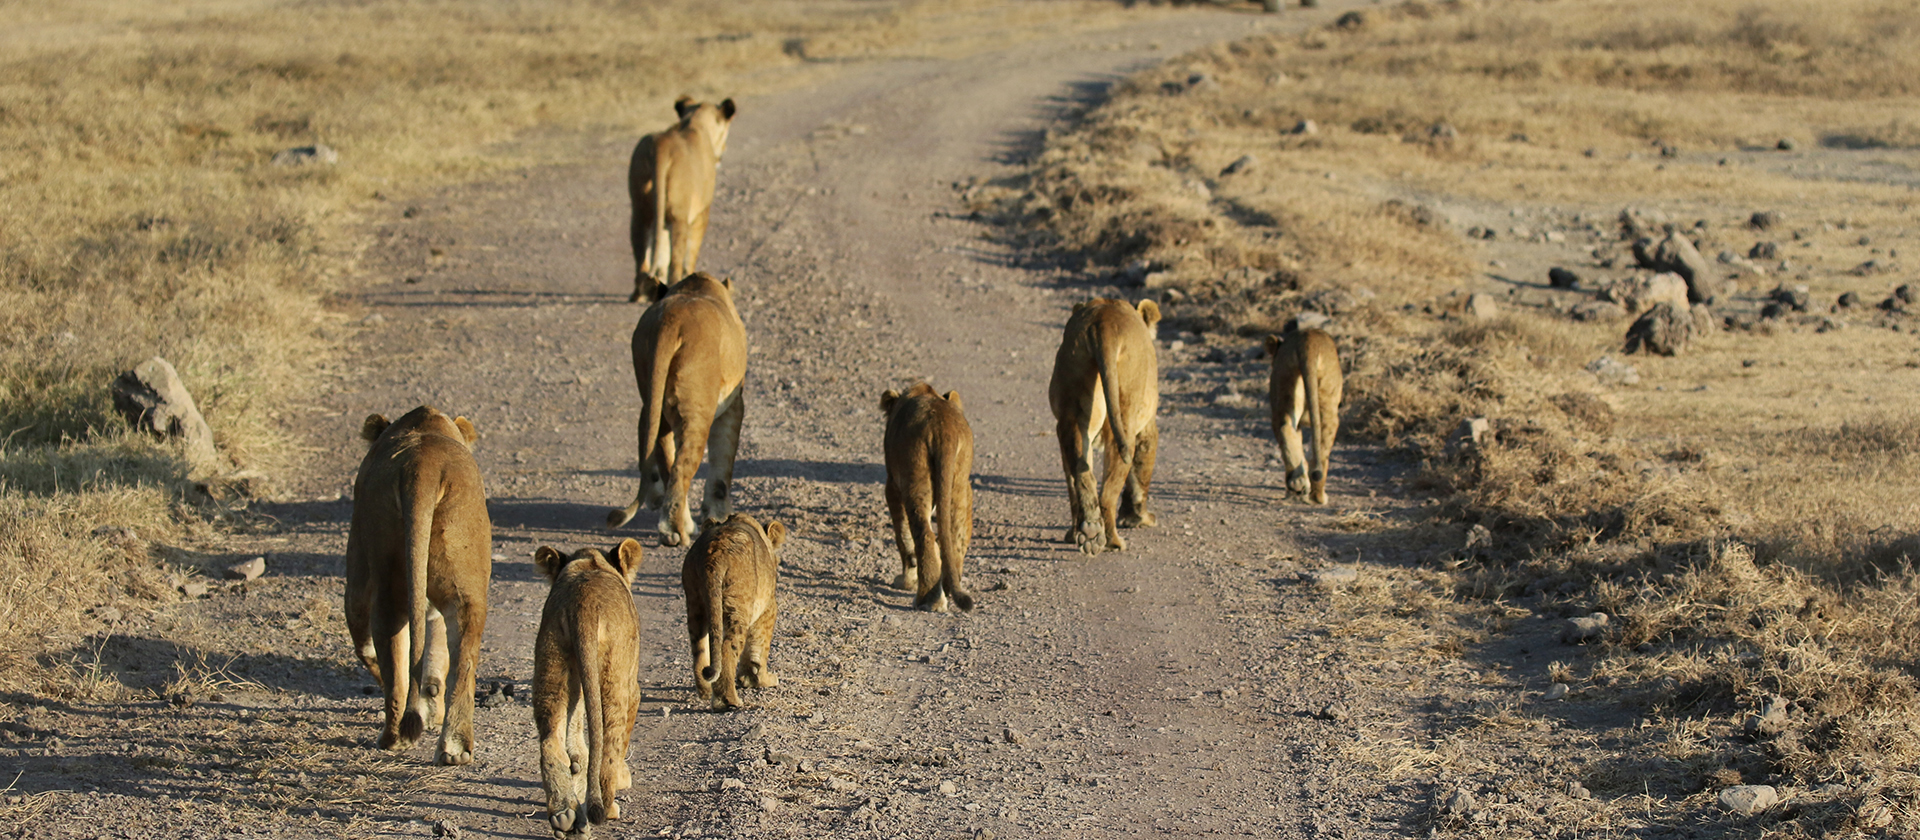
[986,0,1920,833]
[0,0,1123,696]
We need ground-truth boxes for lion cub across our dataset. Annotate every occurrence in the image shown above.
[1265,320,1344,505]
[533,539,645,840]
[606,272,747,547]
[345,406,492,765]
[880,383,976,612]
[629,96,737,302]
[1048,298,1162,555]
[681,514,786,709]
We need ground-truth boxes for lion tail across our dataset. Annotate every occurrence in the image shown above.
[1302,333,1336,502]
[650,139,673,288]
[399,473,439,744]
[700,559,725,684]
[1095,328,1132,464]
[579,616,611,825]
[609,328,679,528]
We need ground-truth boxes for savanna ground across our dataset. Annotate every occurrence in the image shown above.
[5,0,1920,837]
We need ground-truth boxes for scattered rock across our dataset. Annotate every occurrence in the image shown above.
[1603,272,1689,311]
[1850,260,1883,276]
[1768,284,1810,313]
[1560,612,1610,644]
[1306,566,1358,590]
[1837,291,1861,309]
[1718,785,1779,815]
[938,781,958,796]
[1440,789,1477,816]
[1427,122,1459,144]
[1776,138,1796,151]
[1464,292,1500,321]
[1001,727,1026,745]
[431,820,460,839]
[1624,302,1696,356]
[1290,119,1318,135]
[110,357,221,471]
[1465,225,1495,240]
[1452,417,1491,451]
[1464,524,1492,550]
[1570,300,1627,322]
[1543,683,1570,701]
[1645,231,1726,303]
[1899,284,1919,305]
[1547,267,1581,289]
[1743,695,1790,737]
[1335,10,1369,30]
[179,580,211,599]
[1586,355,1640,387]
[1618,207,1670,241]
[270,144,339,167]
[1567,781,1592,800]
[1748,241,1778,260]
[1749,211,1781,231]
[1315,702,1350,722]
[224,557,266,581]
[91,606,122,623]
[759,796,779,813]
[1219,155,1256,176]
[1291,310,1332,331]
[477,682,510,708]
[720,778,747,790]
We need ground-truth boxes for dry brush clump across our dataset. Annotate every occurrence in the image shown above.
[996,0,1920,830]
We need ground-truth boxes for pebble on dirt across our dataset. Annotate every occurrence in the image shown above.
[1744,695,1790,737]
[1624,302,1695,356]
[1560,612,1610,644]
[1001,727,1026,745]
[1219,155,1256,176]
[1571,300,1627,322]
[1543,683,1570,701]
[1586,355,1640,387]
[1306,566,1358,590]
[1548,267,1581,289]
[111,357,221,472]
[1465,292,1500,321]
[1315,702,1350,722]
[270,144,339,167]
[1749,210,1781,230]
[224,557,266,581]
[1718,785,1779,815]
[430,819,460,838]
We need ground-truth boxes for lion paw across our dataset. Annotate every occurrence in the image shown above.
[1118,511,1156,528]
[890,570,918,591]
[605,800,621,821]
[550,804,590,839]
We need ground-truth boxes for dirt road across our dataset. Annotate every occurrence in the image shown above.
[7,5,1505,839]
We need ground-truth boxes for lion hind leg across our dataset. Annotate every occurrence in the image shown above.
[1096,425,1131,553]
[1118,420,1158,529]
[698,389,744,528]
[1057,417,1102,554]
[884,480,917,591]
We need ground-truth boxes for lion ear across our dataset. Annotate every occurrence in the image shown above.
[612,538,645,583]
[1264,334,1282,357]
[719,98,736,120]
[533,546,566,581]
[454,417,479,446]
[720,276,733,291]
[649,281,670,303]
[360,414,390,442]
[943,390,963,411]
[880,389,900,413]
[1136,299,1162,327]
[763,520,787,553]
[673,95,696,119]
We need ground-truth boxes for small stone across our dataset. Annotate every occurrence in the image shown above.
[1464,292,1500,321]
[1718,785,1779,815]
[1748,241,1779,260]
[1316,702,1350,722]
[1837,291,1861,309]
[225,557,266,581]
[1306,566,1358,590]
[431,819,460,838]
[1455,417,1491,449]
[1290,119,1318,135]
[1561,612,1610,644]
[1776,138,1796,151]
[1464,524,1492,549]
[1570,301,1627,322]
[1749,211,1781,231]
[1586,355,1640,386]
[1292,310,1332,331]
[1567,781,1592,800]
[111,357,221,471]
[1001,727,1026,745]
[767,751,798,766]
[759,796,779,812]
[1219,155,1256,176]
[1548,267,1581,289]
[1543,683,1570,701]
[883,613,902,628]
[179,580,210,599]
[1441,789,1477,816]
[938,781,958,796]
[720,778,747,790]
[661,706,671,718]
[1897,284,1918,305]
[1743,695,1790,736]
[270,144,339,167]
[1624,302,1696,356]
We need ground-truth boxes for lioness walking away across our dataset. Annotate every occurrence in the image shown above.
[880,382,976,612]
[682,514,786,709]
[1265,320,1344,505]
[607,272,747,547]
[1048,298,1162,555]
[344,406,492,765]
[628,96,736,302]
[532,539,645,840]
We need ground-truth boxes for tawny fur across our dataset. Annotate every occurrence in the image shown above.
[880,383,976,612]
[532,540,645,840]
[628,96,736,302]
[1265,322,1345,505]
[681,514,785,709]
[606,273,748,548]
[344,406,492,765]
[1047,298,1163,555]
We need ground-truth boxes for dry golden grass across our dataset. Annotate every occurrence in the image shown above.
[0,0,1131,695]
[1001,0,1920,832]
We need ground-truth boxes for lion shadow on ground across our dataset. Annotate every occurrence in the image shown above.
[57,634,366,699]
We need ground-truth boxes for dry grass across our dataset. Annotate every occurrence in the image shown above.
[999,0,1920,832]
[0,0,1129,696]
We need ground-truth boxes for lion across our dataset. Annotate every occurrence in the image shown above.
[1048,298,1162,555]
[681,513,785,709]
[1264,320,1344,505]
[628,96,737,303]
[880,383,976,612]
[606,272,747,547]
[532,539,645,840]
[344,406,492,765]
